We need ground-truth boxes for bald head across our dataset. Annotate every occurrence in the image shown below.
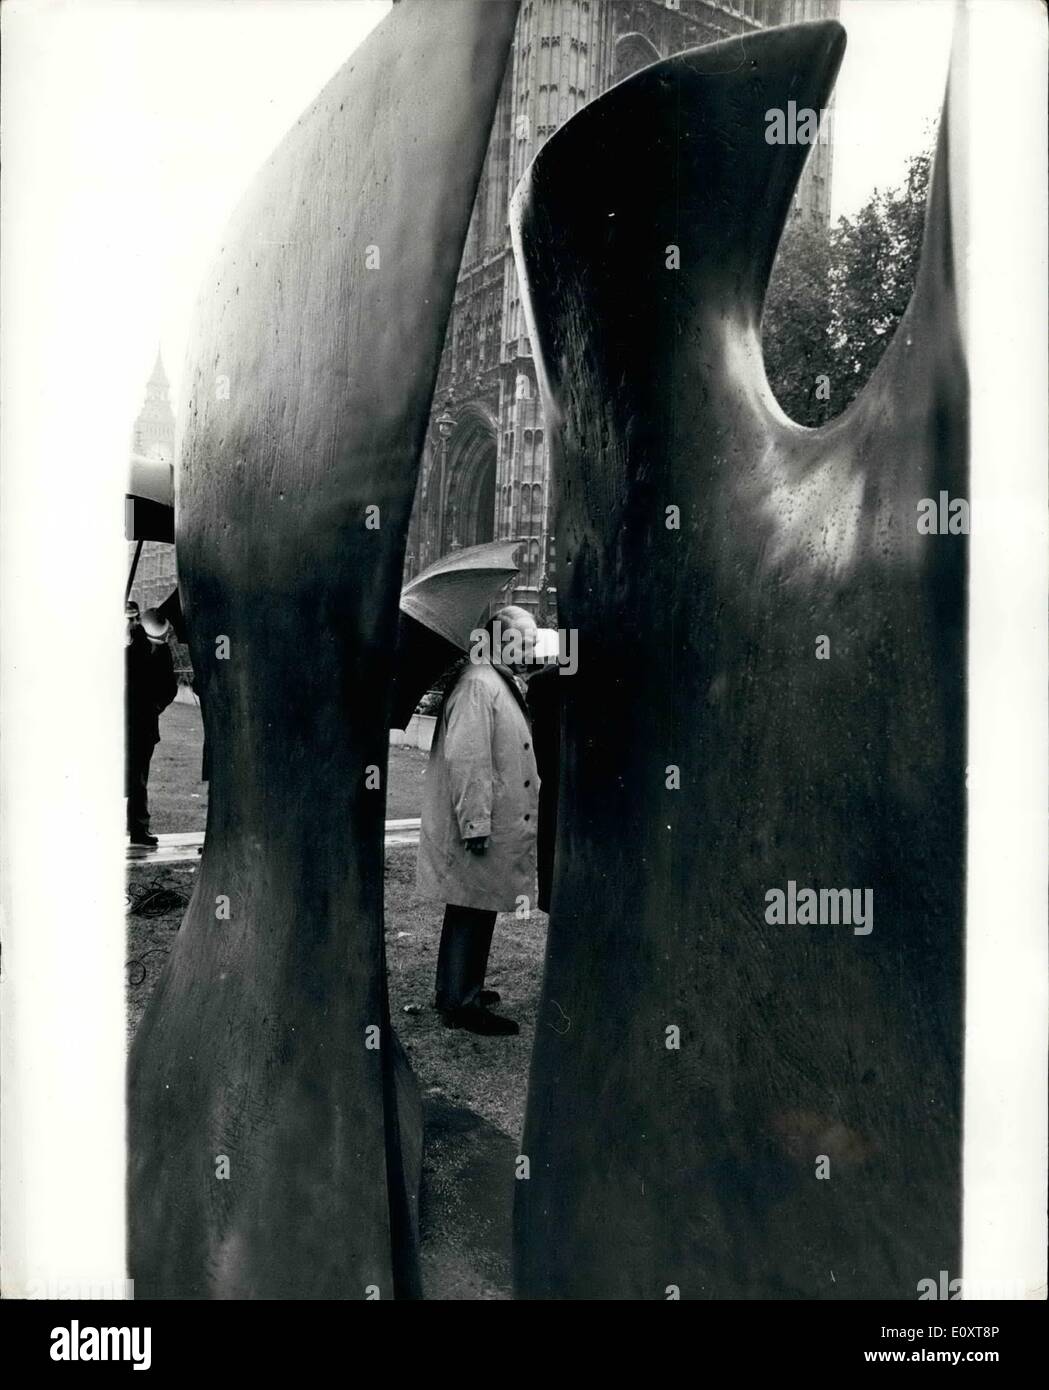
[473,605,539,673]
[490,605,537,638]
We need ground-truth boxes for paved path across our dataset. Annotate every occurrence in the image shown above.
[127,818,422,865]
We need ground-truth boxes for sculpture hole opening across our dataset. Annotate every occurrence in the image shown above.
[760,0,954,433]
[761,140,932,430]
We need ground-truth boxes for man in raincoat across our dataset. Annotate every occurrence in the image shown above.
[417,605,540,1035]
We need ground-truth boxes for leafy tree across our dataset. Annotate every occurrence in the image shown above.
[830,150,931,401]
[761,213,837,427]
[763,148,932,427]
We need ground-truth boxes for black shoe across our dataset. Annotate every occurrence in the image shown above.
[441,1005,519,1036]
[129,832,158,847]
[432,989,501,1011]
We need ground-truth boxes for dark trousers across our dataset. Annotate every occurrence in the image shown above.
[435,904,497,1012]
[126,742,155,837]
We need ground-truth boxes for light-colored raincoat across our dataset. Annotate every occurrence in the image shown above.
[416,661,540,912]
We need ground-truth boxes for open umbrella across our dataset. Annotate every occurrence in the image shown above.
[126,455,174,542]
[156,586,188,642]
[390,538,525,730]
[125,455,175,600]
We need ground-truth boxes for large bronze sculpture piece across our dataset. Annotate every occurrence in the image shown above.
[512,21,968,1298]
[128,0,520,1299]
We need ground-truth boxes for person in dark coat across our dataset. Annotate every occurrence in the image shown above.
[417,605,540,1036]
[125,605,178,847]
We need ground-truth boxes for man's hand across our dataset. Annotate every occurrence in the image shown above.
[463,835,489,854]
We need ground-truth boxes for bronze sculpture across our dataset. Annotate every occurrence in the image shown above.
[511,21,967,1298]
[128,0,520,1299]
[128,5,968,1301]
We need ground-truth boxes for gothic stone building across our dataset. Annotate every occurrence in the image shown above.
[405,0,839,616]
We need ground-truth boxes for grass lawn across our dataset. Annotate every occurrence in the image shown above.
[384,847,545,1144]
[145,702,207,833]
[126,844,547,1299]
[146,695,429,833]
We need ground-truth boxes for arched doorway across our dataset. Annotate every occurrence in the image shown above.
[444,405,497,552]
[455,444,496,548]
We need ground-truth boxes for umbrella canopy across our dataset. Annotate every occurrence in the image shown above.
[126,455,175,543]
[400,539,524,649]
[157,586,188,642]
[391,538,524,730]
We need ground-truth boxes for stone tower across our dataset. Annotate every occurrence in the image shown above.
[128,350,179,613]
[405,0,841,616]
[131,349,176,463]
